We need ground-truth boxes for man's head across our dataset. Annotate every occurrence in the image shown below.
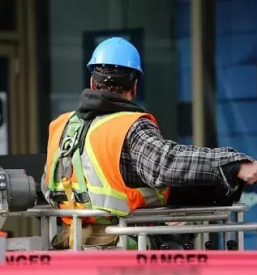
[90,65,138,100]
[87,37,143,100]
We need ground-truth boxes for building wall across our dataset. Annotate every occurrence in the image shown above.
[216,0,257,250]
[49,0,178,139]
[176,0,257,250]
[216,0,257,158]
[174,0,192,145]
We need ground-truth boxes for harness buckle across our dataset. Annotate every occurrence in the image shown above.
[60,129,80,157]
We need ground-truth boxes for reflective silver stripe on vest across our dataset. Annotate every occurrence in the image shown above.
[138,188,163,207]
[81,117,130,214]
[81,149,130,213]
[87,190,130,213]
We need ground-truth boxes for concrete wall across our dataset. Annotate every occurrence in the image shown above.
[49,0,178,139]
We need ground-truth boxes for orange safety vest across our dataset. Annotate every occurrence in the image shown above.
[45,111,170,225]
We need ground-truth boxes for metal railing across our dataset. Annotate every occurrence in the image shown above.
[6,203,253,251]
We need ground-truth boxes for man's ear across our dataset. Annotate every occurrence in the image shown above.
[90,77,96,89]
[131,80,138,98]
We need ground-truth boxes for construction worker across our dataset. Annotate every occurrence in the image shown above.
[41,37,257,250]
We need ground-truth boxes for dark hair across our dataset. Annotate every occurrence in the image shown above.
[92,65,138,94]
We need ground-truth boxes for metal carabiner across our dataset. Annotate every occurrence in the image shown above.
[60,130,79,157]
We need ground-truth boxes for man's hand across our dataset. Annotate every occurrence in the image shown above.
[237,161,257,184]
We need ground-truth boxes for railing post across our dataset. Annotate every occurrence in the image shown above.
[236,212,244,250]
[223,216,231,250]
[138,233,147,251]
[72,215,82,251]
[40,216,50,250]
[119,218,128,250]
[49,216,57,248]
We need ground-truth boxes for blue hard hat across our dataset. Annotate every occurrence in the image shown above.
[87,37,143,77]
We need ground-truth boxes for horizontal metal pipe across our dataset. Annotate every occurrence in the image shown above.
[7,208,230,219]
[8,209,113,217]
[6,203,247,218]
[125,213,230,224]
[129,203,248,216]
[106,223,257,235]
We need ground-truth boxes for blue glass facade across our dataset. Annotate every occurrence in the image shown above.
[216,0,257,159]
[175,0,257,249]
[174,0,193,145]
[216,0,257,250]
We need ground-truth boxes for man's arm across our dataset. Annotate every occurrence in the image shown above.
[127,118,254,189]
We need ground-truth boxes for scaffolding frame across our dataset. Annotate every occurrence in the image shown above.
[6,203,256,251]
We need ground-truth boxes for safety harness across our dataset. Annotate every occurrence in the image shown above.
[46,112,99,247]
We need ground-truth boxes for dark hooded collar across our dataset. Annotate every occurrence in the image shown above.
[76,89,144,121]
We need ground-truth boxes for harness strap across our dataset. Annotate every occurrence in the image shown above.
[48,114,92,203]
[60,114,86,249]
[48,148,61,191]
[62,177,75,248]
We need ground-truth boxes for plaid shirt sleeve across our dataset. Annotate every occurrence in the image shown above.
[126,118,254,189]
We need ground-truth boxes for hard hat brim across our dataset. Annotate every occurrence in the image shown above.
[87,63,143,79]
